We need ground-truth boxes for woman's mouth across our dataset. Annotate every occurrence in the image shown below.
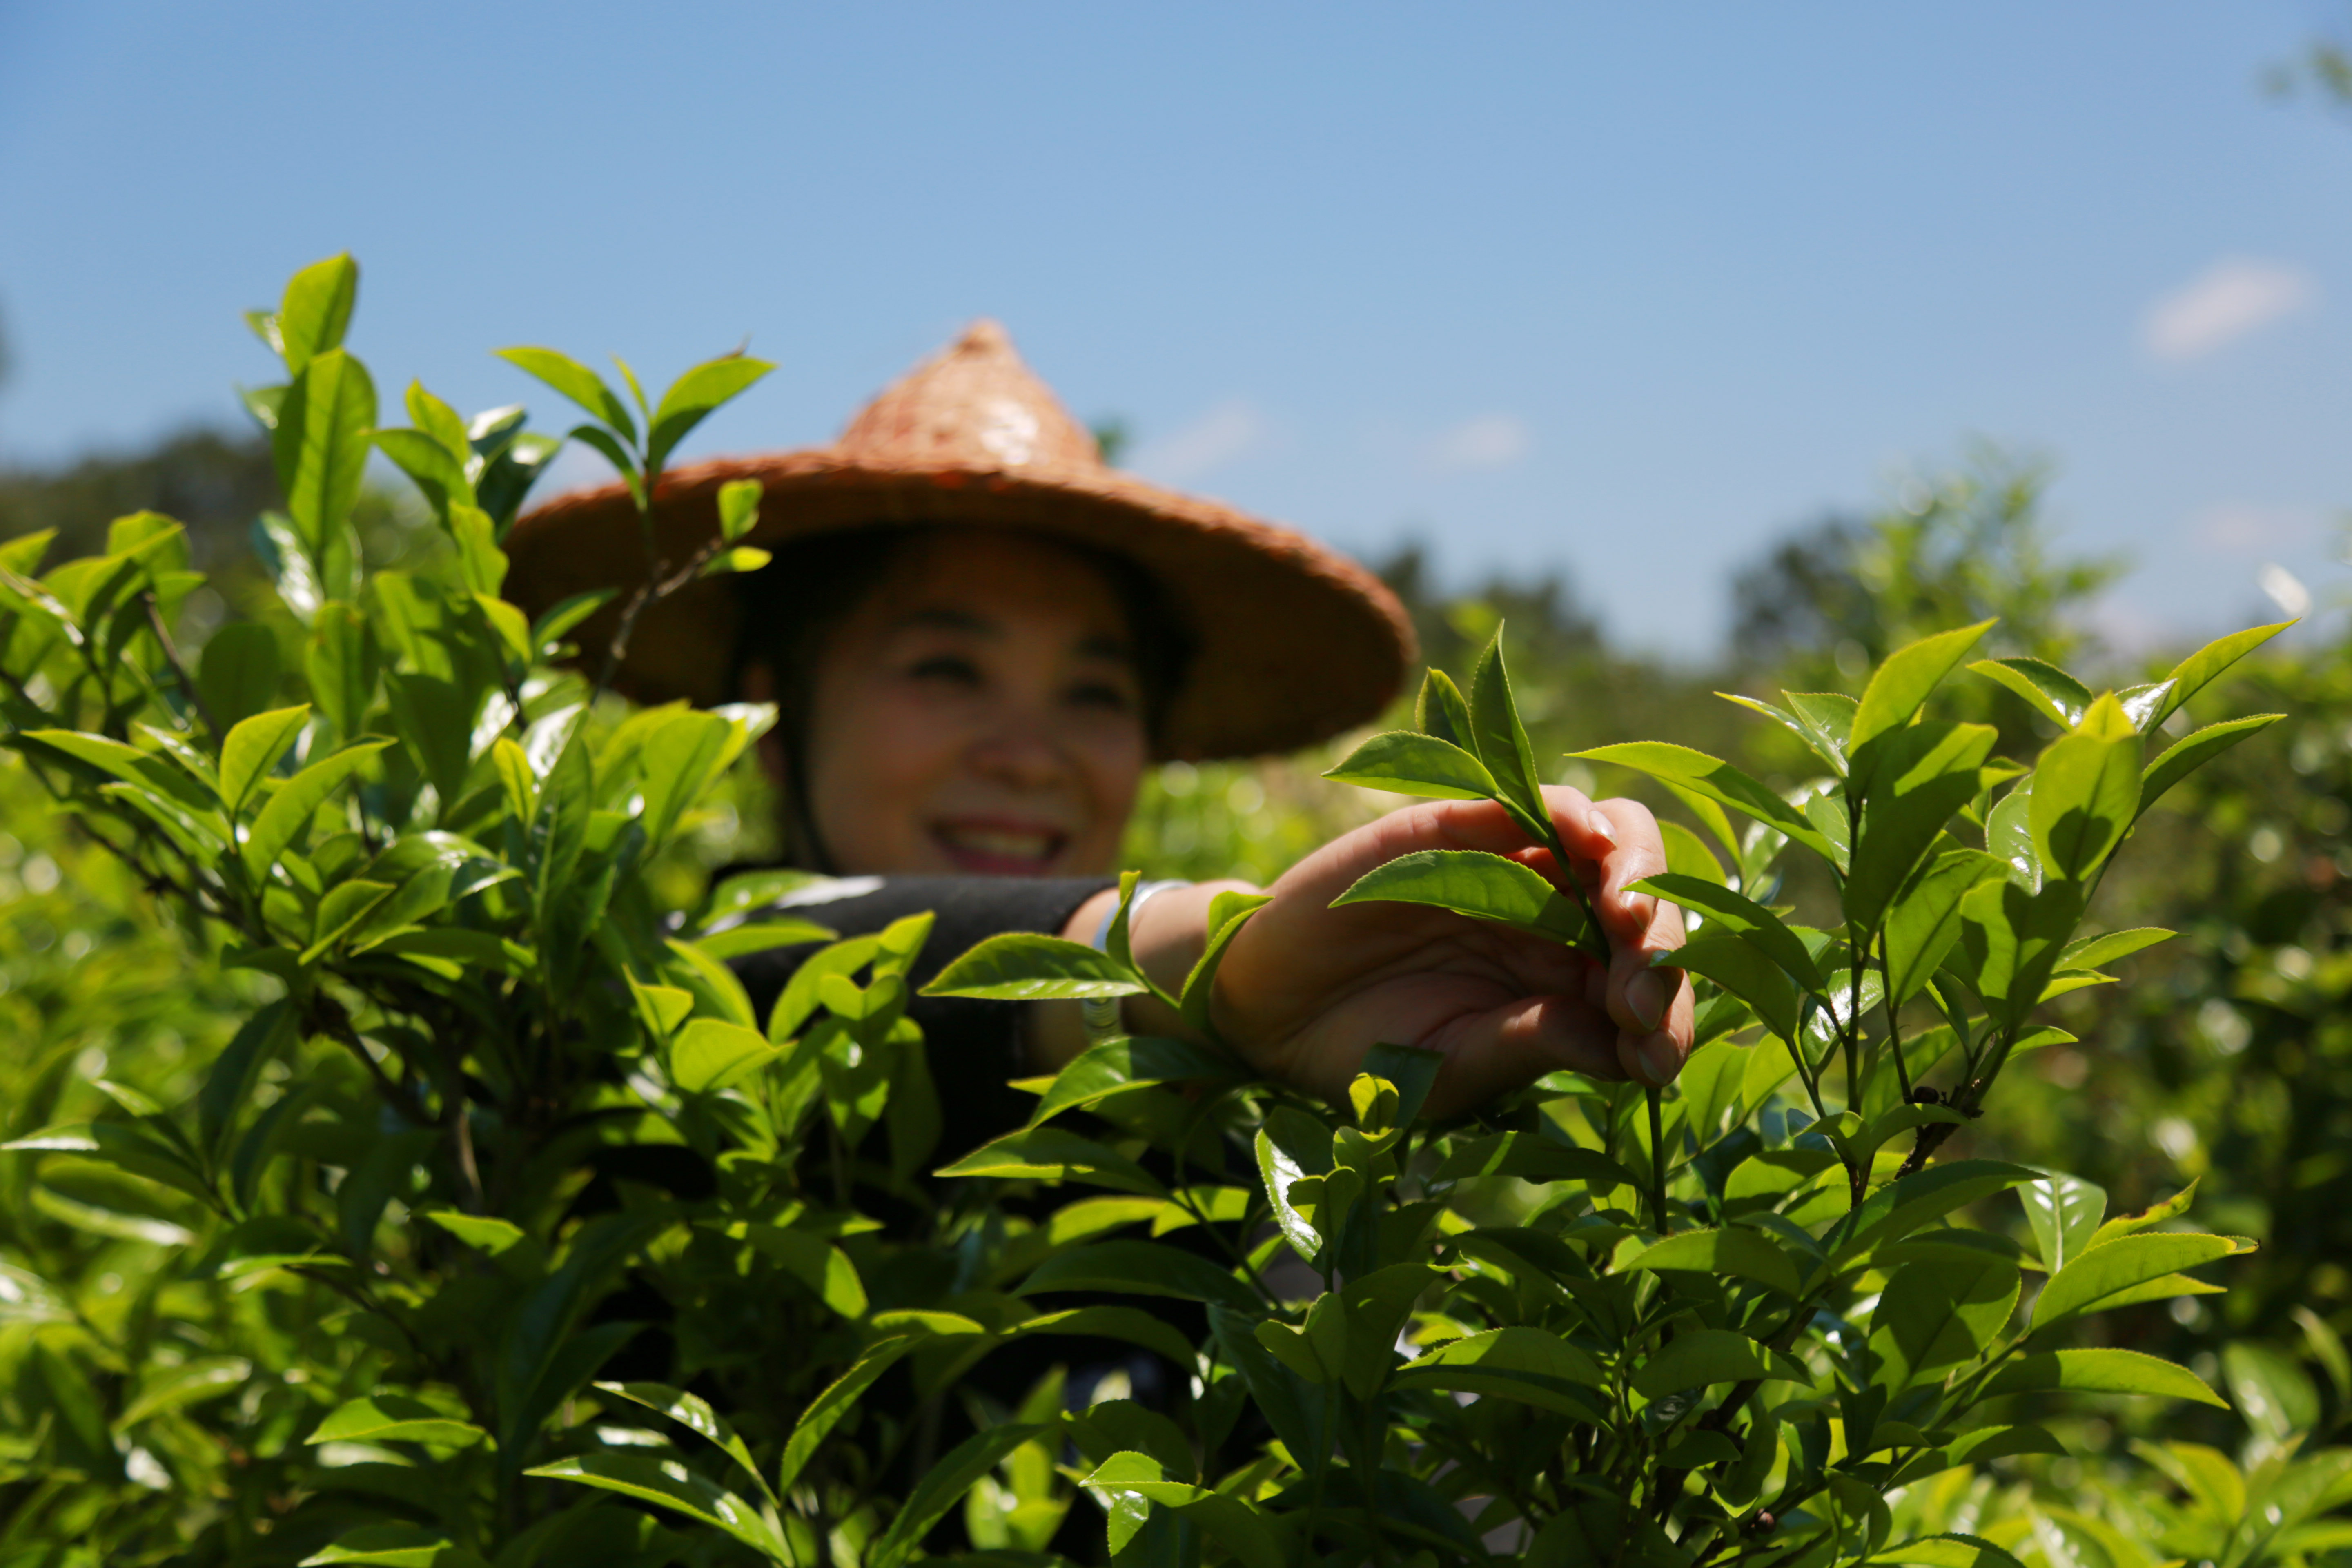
[929,819,1070,875]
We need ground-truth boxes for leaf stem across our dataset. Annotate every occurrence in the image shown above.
[1646,1087,1671,1235]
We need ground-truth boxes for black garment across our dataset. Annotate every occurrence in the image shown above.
[726,874,1116,1162]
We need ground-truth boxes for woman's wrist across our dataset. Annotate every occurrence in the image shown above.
[1026,879,1258,1071]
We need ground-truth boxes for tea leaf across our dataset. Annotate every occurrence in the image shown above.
[593,1381,776,1504]
[525,1452,788,1556]
[1869,1257,2021,1389]
[1883,849,2006,1003]
[2020,1172,2108,1273]
[308,1395,485,1449]
[273,349,376,557]
[1969,657,2092,728]
[2139,713,2283,815]
[1632,1329,1809,1398]
[2148,621,2292,730]
[1322,729,1499,801]
[219,705,310,818]
[275,254,358,376]
[2031,1232,2237,1331]
[870,1423,1047,1568]
[1635,873,1823,991]
[1017,1240,1258,1311]
[1844,719,1998,927]
[1332,848,1587,943]
[1572,742,1834,861]
[1850,621,1995,772]
[922,932,1146,1000]
[496,347,637,443]
[1982,1348,2226,1405]
[2030,694,2141,882]
[1625,1227,1802,1295]
[645,354,775,474]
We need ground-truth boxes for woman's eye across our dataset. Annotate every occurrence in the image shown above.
[1068,679,1137,713]
[908,654,982,686]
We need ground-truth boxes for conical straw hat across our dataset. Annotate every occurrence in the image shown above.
[501,321,1415,760]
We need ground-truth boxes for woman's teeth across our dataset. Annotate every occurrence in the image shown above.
[934,825,1063,864]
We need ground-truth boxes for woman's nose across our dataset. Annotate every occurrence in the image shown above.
[968,717,1076,791]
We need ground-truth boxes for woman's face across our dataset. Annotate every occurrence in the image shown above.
[784,531,1152,877]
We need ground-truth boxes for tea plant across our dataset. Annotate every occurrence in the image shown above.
[899,624,2287,1567]
[0,250,2309,1568]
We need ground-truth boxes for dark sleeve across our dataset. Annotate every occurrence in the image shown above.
[726,875,1116,1161]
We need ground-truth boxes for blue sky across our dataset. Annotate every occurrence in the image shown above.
[3,2,2348,658]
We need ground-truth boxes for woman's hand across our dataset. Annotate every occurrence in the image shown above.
[1062,788,1692,1120]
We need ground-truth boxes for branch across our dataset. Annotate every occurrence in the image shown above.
[140,590,223,741]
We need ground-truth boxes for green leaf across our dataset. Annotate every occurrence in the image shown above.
[777,1327,969,1490]
[922,932,1147,1000]
[524,1452,788,1557]
[529,588,619,655]
[2148,620,2292,730]
[198,622,284,730]
[309,1394,486,1448]
[1834,1160,2040,1261]
[693,920,836,960]
[1572,742,1834,861]
[1415,666,1474,749]
[1883,849,2006,1003]
[1659,820,1728,884]
[870,1423,1047,1568]
[2031,1232,2236,1331]
[1785,691,1860,771]
[2087,1180,2198,1247]
[1016,1241,1257,1312]
[1869,1534,2029,1568]
[421,1210,529,1257]
[1178,889,1272,1036]
[1256,1128,1321,1263]
[1633,1330,1809,1398]
[1983,1347,2226,1405]
[1849,621,1995,770]
[593,1381,776,1505]
[2058,927,2173,973]
[374,427,473,522]
[1393,1327,1604,1417]
[739,1225,869,1317]
[275,254,358,375]
[2020,1172,2107,1272]
[938,1126,1165,1198]
[1719,692,1835,773]
[242,739,390,878]
[1012,1305,1199,1370]
[1431,1132,1640,1189]
[298,1525,480,1568]
[1468,628,1550,834]
[1031,1036,1247,1124]
[2139,714,2283,815]
[1624,1227,1802,1295]
[2030,694,2142,881]
[1844,719,1999,927]
[496,347,638,443]
[717,477,763,542]
[1331,848,1588,943]
[1660,929,1803,1045]
[645,354,775,474]
[1969,658,2091,728]
[1868,1257,2021,1389]
[1635,873,1822,990]
[670,1019,782,1094]
[273,348,376,556]
[219,704,310,817]
[1321,729,1500,802]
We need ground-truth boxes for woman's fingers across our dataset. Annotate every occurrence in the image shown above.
[1419,990,1626,1120]
[1549,791,1695,1088]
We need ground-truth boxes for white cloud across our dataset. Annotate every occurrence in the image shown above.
[1430,414,1531,470]
[1130,399,1264,483]
[2190,501,2322,554]
[2259,562,2313,618]
[2143,257,2319,360]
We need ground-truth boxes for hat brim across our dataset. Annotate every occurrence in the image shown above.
[501,450,1417,760]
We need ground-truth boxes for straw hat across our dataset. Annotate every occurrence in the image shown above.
[501,321,1416,760]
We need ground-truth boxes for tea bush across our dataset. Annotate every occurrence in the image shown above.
[0,255,2340,1568]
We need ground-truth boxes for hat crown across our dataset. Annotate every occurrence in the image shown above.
[835,319,1102,473]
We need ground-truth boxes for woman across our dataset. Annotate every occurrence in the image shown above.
[503,322,1692,1155]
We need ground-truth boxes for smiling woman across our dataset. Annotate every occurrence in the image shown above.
[501,322,1695,1165]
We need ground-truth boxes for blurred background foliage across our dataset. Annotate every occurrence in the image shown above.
[0,420,2348,1558]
